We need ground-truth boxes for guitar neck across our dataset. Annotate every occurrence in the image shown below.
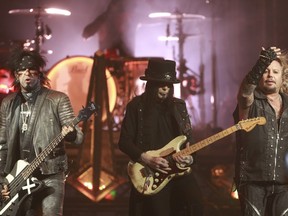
[21,117,79,179]
[174,124,240,157]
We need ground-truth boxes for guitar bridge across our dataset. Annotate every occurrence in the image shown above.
[143,176,151,191]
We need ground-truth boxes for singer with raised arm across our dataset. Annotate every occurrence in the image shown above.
[233,46,288,216]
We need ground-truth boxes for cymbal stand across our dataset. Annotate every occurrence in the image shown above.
[34,12,44,53]
[172,9,206,129]
[174,10,199,95]
[174,10,185,83]
[33,9,52,53]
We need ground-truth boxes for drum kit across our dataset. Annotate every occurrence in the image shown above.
[8,7,71,53]
[0,6,71,95]
[1,6,206,128]
[148,9,205,97]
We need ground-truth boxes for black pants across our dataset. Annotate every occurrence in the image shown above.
[238,182,288,216]
[17,172,65,216]
[129,173,204,216]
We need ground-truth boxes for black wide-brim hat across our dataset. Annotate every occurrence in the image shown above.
[140,59,180,83]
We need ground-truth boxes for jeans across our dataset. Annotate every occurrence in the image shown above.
[17,172,66,216]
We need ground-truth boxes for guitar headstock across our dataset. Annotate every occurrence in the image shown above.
[77,102,99,122]
[238,117,266,132]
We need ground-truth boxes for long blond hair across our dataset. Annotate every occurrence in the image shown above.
[279,50,288,94]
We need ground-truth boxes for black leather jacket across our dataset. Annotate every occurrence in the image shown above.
[118,94,194,161]
[0,87,83,176]
[234,90,288,184]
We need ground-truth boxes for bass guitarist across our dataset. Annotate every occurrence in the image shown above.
[118,59,204,216]
[0,49,83,216]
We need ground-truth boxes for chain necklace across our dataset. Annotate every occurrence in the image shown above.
[267,94,283,119]
[20,103,32,133]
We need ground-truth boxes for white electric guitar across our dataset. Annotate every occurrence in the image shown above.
[0,102,98,216]
[127,117,266,195]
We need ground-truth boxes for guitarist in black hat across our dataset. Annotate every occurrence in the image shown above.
[118,59,203,216]
[0,48,83,216]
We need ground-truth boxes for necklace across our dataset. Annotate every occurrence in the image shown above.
[20,103,32,133]
[267,94,283,119]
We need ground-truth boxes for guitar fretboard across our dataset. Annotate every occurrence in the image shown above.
[4,101,97,211]
[173,124,240,157]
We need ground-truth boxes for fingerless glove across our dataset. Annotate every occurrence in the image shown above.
[246,48,278,85]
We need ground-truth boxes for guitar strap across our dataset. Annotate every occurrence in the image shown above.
[136,98,144,147]
[21,88,50,161]
[173,101,194,144]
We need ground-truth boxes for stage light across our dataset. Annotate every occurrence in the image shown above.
[77,167,115,191]
[231,190,239,200]
[67,165,126,202]
[0,84,10,94]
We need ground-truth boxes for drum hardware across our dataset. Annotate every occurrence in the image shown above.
[8,7,71,53]
[148,9,205,95]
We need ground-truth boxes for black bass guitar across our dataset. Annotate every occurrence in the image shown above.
[0,102,98,216]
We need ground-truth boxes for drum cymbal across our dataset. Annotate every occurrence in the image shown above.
[149,12,206,20]
[9,8,71,16]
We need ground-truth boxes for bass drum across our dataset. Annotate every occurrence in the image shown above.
[48,56,117,121]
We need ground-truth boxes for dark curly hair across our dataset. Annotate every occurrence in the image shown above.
[8,48,51,88]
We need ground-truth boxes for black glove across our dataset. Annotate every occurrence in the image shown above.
[246,47,278,85]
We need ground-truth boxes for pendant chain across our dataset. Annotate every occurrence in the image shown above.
[20,102,32,133]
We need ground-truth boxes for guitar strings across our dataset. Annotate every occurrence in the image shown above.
[8,133,64,196]
[3,104,96,207]
[7,118,77,197]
